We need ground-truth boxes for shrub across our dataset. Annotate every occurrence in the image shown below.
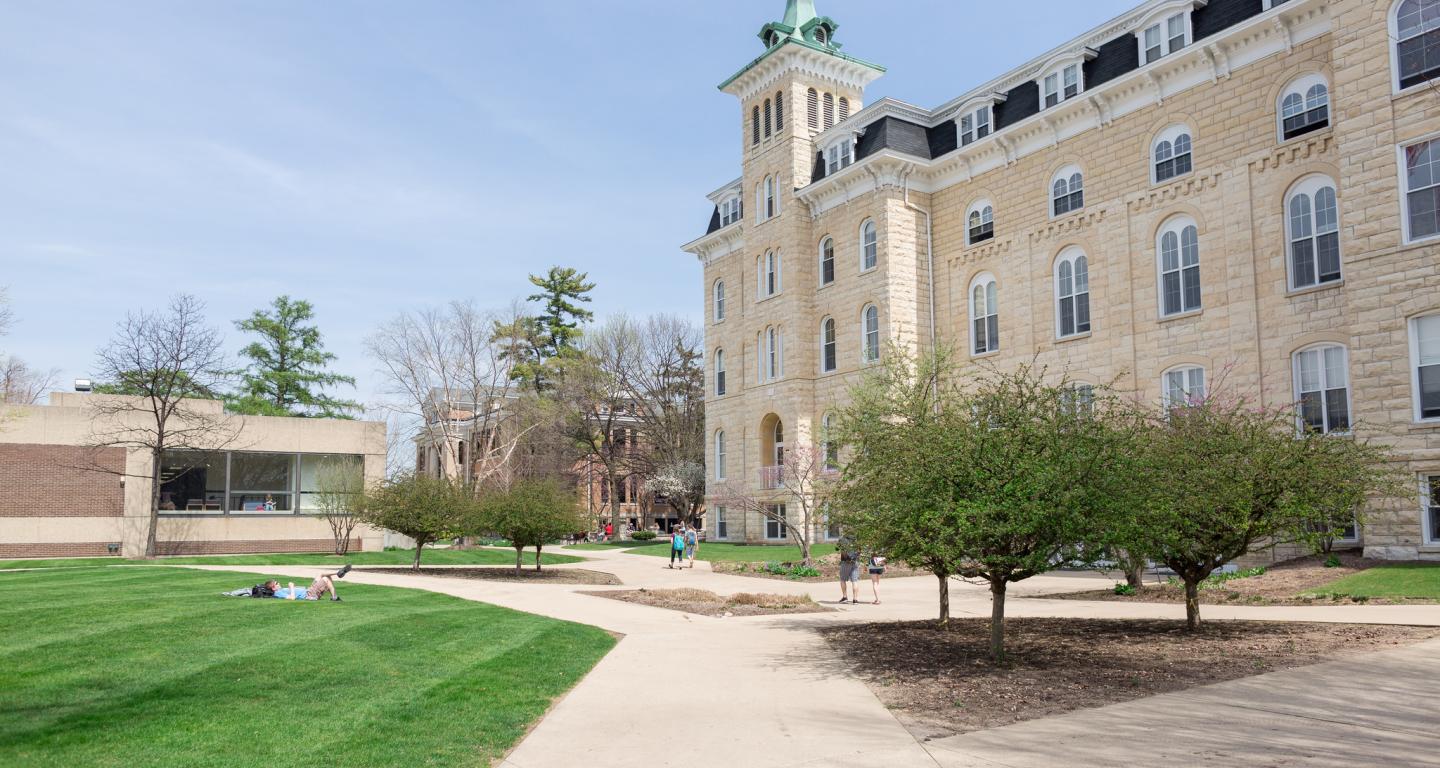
[1324,554,1342,568]
[1113,583,1137,596]
[631,531,657,541]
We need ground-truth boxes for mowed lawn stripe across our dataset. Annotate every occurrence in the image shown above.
[0,547,581,571]
[0,568,614,768]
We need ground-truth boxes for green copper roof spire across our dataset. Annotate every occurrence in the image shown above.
[782,0,818,30]
[719,0,884,92]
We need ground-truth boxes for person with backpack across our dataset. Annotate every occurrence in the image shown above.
[837,535,861,604]
[684,525,699,568]
[866,552,887,604]
[669,526,686,569]
[224,565,352,601]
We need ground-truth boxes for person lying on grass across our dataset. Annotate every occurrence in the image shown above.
[225,565,352,601]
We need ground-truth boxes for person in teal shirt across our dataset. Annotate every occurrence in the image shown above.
[669,527,686,569]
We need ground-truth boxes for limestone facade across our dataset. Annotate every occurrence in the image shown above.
[685,0,1440,559]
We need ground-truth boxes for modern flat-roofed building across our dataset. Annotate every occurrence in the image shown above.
[0,391,387,558]
[684,0,1440,558]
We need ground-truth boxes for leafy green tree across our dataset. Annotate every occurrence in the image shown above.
[358,474,475,570]
[230,296,360,418]
[1124,390,1402,631]
[835,349,1141,660]
[474,479,585,573]
[509,267,595,391]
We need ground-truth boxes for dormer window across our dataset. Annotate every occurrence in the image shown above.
[824,139,854,175]
[1135,1,1202,66]
[960,105,992,146]
[1041,63,1083,109]
[719,196,742,228]
[814,26,829,45]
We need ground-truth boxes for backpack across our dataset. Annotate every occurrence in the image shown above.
[250,583,276,599]
[685,531,697,545]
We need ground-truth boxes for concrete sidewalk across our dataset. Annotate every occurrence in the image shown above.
[186,546,1440,768]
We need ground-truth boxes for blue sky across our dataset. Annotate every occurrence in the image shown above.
[0,0,1136,407]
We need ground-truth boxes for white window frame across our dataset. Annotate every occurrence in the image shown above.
[824,138,855,175]
[719,196,742,228]
[1039,60,1085,109]
[1050,165,1084,218]
[1410,313,1440,423]
[1285,175,1343,291]
[1135,6,1195,67]
[1400,136,1440,245]
[1277,73,1331,143]
[715,507,729,540]
[759,250,781,298]
[1292,344,1352,435]
[713,280,726,322]
[765,504,788,540]
[763,326,784,381]
[714,349,727,397]
[1054,247,1091,339]
[958,104,994,147]
[1162,366,1206,409]
[966,200,994,245]
[1157,215,1202,317]
[819,236,835,286]
[1422,474,1440,546]
[820,317,837,373]
[1392,0,1440,93]
[970,273,999,357]
[714,430,727,480]
[764,176,777,220]
[861,305,880,363]
[860,219,878,272]
[1151,124,1194,184]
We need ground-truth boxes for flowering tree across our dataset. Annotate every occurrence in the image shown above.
[715,444,832,567]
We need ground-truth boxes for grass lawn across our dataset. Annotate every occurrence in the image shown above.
[1310,563,1440,599]
[616,542,838,563]
[0,547,581,571]
[0,567,614,768]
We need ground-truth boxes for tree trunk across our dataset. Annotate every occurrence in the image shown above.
[800,538,812,568]
[534,544,542,572]
[1184,577,1202,631]
[937,573,950,626]
[514,546,524,575]
[412,542,425,571]
[145,446,162,558]
[989,580,1008,662]
[1126,564,1144,589]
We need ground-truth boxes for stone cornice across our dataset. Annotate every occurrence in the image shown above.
[721,44,884,103]
[1125,172,1224,213]
[681,223,745,265]
[1247,133,1335,174]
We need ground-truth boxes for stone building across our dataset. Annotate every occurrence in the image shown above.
[683,0,1440,558]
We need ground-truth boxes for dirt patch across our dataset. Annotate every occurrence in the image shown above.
[581,587,830,617]
[1045,552,1438,606]
[820,618,1438,740]
[365,567,621,585]
[713,554,929,583]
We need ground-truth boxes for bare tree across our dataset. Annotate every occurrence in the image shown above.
[557,316,641,535]
[1,356,58,405]
[367,301,531,492]
[90,295,238,558]
[310,456,366,555]
[716,444,833,567]
[619,315,705,476]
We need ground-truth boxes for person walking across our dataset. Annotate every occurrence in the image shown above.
[837,535,861,604]
[669,527,686,569]
[684,525,699,568]
[866,553,887,604]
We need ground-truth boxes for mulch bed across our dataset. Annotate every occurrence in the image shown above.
[365,567,621,585]
[580,588,830,617]
[713,554,929,583]
[1045,552,1437,606]
[819,617,1438,740]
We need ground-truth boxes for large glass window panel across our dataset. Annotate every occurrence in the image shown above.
[230,452,295,513]
[299,454,364,512]
[159,451,227,513]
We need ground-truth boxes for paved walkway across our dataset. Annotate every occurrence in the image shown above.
[188,547,1440,767]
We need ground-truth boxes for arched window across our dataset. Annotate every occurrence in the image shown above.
[838,97,850,122]
[860,220,878,271]
[970,274,999,355]
[967,200,994,244]
[752,106,760,145]
[764,175,776,219]
[1162,366,1206,409]
[821,317,837,372]
[1287,176,1342,290]
[1294,345,1350,434]
[1158,216,1201,316]
[1152,125,1193,183]
[807,88,820,131]
[815,26,829,45]
[862,306,880,363]
[755,183,763,224]
[763,327,783,380]
[1055,247,1091,338]
[713,280,726,322]
[715,430,727,480]
[775,91,784,132]
[764,98,773,138]
[761,250,780,297]
[714,349,727,396]
[1052,166,1084,216]
[1279,74,1330,140]
[819,237,835,286]
[821,413,839,470]
[823,92,835,129]
[1396,0,1440,90]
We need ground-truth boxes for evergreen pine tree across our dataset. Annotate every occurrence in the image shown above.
[230,296,360,418]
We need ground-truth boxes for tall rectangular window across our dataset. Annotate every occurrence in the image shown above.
[716,507,729,540]
[1295,347,1350,434]
[1414,314,1440,420]
[765,504,788,540]
[229,453,295,513]
[299,454,363,512]
[159,451,227,513]
[1423,476,1440,545]
[1405,138,1440,241]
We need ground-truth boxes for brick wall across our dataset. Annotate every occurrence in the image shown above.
[0,444,125,517]
[0,542,120,558]
[154,539,363,556]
